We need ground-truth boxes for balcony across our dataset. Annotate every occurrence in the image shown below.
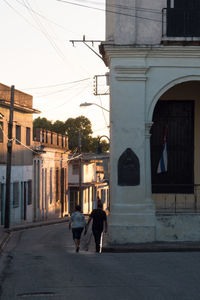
[162,8,200,43]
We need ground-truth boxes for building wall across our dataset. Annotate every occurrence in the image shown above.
[82,163,96,183]
[106,0,166,45]
[0,109,33,165]
[0,165,33,225]
[0,85,35,225]
[33,148,69,221]
[103,45,200,243]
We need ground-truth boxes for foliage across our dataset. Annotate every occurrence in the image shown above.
[33,117,52,136]
[33,115,109,153]
[65,116,93,152]
[52,120,65,135]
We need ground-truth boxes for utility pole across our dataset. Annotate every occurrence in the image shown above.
[78,131,82,208]
[5,85,15,228]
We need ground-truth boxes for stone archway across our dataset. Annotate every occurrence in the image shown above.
[148,79,200,212]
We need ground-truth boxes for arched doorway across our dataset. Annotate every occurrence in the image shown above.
[150,81,200,210]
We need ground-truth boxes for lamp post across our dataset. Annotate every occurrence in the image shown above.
[97,135,110,154]
[80,102,110,112]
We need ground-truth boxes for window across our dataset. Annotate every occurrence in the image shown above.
[57,134,59,146]
[50,168,53,204]
[26,127,30,146]
[56,169,59,201]
[167,0,200,37]
[16,125,21,144]
[72,164,79,175]
[51,132,53,144]
[28,180,32,205]
[0,184,3,212]
[0,122,3,143]
[13,182,19,208]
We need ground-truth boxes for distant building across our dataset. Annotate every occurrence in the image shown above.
[0,84,40,225]
[33,128,69,221]
[68,153,109,214]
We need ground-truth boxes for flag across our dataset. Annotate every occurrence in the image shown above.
[157,126,168,173]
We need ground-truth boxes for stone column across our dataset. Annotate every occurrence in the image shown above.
[145,122,155,208]
[107,59,156,245]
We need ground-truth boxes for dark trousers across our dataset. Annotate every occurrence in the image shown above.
[92,229,102,252]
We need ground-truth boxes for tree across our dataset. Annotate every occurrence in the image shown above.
[65,116,93,152]
[33,117,52,136]
[33,115,109,153]
[52,120,65,135]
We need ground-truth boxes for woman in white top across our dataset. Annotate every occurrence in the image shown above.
[69,205,86,252]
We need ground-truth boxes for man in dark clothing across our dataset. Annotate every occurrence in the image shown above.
[86,202,107,253]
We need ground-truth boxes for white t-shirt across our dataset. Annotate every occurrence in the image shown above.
[69,211,86,228]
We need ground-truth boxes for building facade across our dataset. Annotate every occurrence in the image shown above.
[101,0,200,243]
[68,154,109,215]
[0,84,39,225]
[33,128,69,221]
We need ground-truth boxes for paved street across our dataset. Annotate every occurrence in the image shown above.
[0,223,200,299]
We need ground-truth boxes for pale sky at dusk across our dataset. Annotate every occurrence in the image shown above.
[0,0,109,137]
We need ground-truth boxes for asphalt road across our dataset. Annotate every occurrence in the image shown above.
[0,223,200,300]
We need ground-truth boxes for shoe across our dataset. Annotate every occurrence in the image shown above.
[76,247,80,253]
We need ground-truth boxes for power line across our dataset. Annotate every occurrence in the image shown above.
[33,80,91,98]
[22,0,65,60]
[41,81,91,113]
[3,0,40,31]
[14,0,81,35]
[76,0,161,14]
[56,0,162,23]
[22,77,91,90]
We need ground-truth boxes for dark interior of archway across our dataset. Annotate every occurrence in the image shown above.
[150,81,200,194]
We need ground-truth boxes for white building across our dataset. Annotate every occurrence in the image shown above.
[100,0,200,243]
[33,128,69,221]
[68,154,109,215]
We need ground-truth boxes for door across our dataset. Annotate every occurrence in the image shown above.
[24,182,27,220]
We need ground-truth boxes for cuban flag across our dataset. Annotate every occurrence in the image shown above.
[157,126,168,173]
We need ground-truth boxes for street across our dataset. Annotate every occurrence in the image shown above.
[0,223,200,300]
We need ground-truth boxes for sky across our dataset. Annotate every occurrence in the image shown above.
[0,0,109,137]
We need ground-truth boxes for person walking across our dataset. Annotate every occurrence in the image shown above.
[69,205,86,253]
[85,202,107,253]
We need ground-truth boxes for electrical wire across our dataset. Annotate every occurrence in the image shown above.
[21,77,91,90]
[56,0,162,23]
[98,95,109,127]
[74,0,162,14]
[41,81,91,113]
[35,79,91,98]
[22,0,65,60]
[0,123,13,142]
[14,0,81,35]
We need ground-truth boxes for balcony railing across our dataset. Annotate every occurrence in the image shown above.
[162,8,200,38]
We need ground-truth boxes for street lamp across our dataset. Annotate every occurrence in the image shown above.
[80,102,110,112]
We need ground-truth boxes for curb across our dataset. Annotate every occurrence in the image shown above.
[9,218,69,232]
[0,231,11,254]
[102,242,200,253]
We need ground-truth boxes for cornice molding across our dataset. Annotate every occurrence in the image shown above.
[101,43,200,65]
[115,66,148,81]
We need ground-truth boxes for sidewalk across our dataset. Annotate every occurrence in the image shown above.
[1,219,200,253]
[0,217,69,253]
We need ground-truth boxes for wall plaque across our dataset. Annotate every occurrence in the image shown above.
[118,148,140,186]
